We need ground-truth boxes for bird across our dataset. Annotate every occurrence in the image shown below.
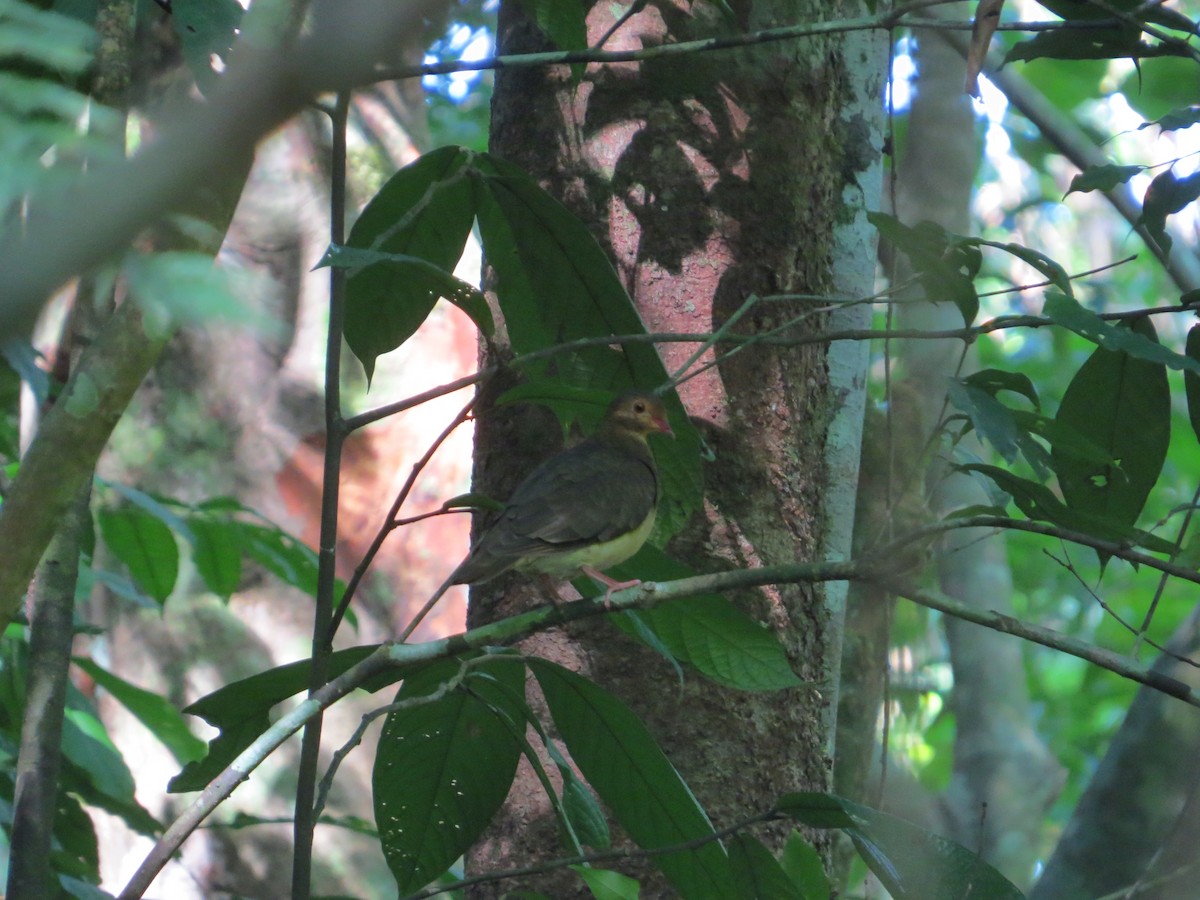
[453,389,674,598]
[398,391,674,640]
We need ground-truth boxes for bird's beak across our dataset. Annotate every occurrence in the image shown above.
[655,416,674,437]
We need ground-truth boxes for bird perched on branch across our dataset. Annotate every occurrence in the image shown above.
[399,391,674,639]
[452,390,674,603]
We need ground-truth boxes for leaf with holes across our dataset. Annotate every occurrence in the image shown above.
[374,657,525,893]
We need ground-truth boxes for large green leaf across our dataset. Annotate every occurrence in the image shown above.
[530,659,736,897]
[374,657,525,893]
[603,547,803,692]
[96,507,179,604]
[1051,316,1170,532]
[169,646,380,792]
[344,146,478,382]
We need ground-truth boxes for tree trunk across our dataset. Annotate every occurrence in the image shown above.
[469,0,884,892]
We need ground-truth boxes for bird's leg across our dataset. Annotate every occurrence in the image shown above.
[580,566,641,609]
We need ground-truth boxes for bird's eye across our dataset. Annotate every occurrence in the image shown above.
[634,401,646,412]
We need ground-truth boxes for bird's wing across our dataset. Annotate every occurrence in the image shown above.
[504,440,658,549]
[451,438,658,584]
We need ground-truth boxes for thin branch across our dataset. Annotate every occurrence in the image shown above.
[293,90,350,900]
[327,396,476,642]
[888,580,1200,705]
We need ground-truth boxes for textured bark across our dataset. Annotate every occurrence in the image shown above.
[470,0,882,893]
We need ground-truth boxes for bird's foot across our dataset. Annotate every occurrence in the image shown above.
[581,566,641,609]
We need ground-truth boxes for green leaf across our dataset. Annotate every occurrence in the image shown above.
[97,507,179,604]
[188,516,242,598]
[969,240,1073,297]
[374,657,525,893]
[961,368,1040,408]
[169,646,380,792]
[1185,326,1200,445]
[728,833,804,900]
[947,381,1052,477]
[603,546,803,691]
[572,866,640,900]
[773,792,858,828]
[867,213,979,324]
[1004,29,1182,64]
[234,521,322,596]
[1,338,48,408]
[1139,170,1200,254]
[1066,162,1144,195]
[344,146,477,382]
[102,482,196,544]
[320,244,493,338]
[1140,106,1200,132]
[1051,316,1170,533]
[1043,292,1200,374]
[61,691,160,835]
[73,658,207,766]
[530,659,736,897]
[779,831,831,900]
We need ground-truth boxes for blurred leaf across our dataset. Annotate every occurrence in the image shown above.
[124,251,276,334]
[73,658,206,765]
[1051,317,1170,533]
[344,146,477,383]
[1139,170,1200,254]
[867,213,980,324]
[97,507,179,604]
[947,381,1052,478]
[1066,162,1144,195]
[514,0,587,50]
[603,546,803,691]
[1004,30,1186,64]
[775,793,1023,899]
[530,659,736,896]
[1139,106,1200,132]
[171,0,242,87]
[188,516,242,598]
[374,657,524,893]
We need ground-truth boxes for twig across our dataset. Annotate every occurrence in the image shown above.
[327,396,477,642]
[293,90,350,900]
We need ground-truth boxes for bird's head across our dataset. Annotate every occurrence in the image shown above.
[603,391,675,439]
